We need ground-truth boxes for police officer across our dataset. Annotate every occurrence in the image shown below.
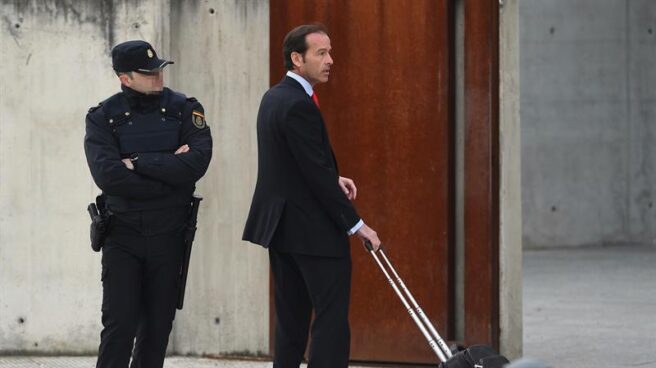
[84,40,212,368]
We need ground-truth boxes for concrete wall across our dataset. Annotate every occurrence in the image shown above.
[167,0,269,357]
[520,0,655,248]
[0,0,269,355]
[0,0,168,353]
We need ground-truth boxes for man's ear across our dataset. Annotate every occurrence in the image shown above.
[291,52,304,68]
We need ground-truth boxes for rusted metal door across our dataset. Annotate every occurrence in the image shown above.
[464,0,501,349]
[270,0,455,364]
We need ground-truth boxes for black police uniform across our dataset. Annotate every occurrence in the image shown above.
[84,41,212,368]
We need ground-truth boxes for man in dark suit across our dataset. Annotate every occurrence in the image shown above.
[243,24,382,368]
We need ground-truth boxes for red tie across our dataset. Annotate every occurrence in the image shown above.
[311,92,320,109]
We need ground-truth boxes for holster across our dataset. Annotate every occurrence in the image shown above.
[87,195,111,252]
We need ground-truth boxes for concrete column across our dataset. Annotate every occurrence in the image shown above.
[0,0,169,353]
[499,0,522,359]
[168,0,270,356]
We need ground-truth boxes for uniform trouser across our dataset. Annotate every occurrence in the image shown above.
[96,223,185,368]
[268,248,352,368]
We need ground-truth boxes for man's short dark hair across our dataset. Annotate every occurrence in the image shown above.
[283,24,328,70]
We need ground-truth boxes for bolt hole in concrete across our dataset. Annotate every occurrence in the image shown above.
[18,317,25,324]
[214,317,220,325]
[209,8,215,14]
[134,22,140,29]
[14,23,20,28]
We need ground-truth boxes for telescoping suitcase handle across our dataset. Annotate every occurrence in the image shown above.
[364,241,453,363]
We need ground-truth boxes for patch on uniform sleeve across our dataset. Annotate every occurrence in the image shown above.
[192,110,207,129]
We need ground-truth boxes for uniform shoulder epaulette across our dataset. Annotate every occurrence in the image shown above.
[165,87,197,107]
[99,92,131,126]
[87,100,109,123]
[88,103,103,113]
[162,89,188,119]
[167,89,187,103]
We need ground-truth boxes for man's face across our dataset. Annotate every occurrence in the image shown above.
[294,32,333,86]
[120,70,164,94]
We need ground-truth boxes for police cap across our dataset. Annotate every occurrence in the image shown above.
[111,40,174,73]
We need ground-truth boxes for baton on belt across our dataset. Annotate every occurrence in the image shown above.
[177,195,202,310]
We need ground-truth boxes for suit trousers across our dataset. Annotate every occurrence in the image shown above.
[96,210,186,368]
[269,247,352,368]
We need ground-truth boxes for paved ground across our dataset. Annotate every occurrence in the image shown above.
[0,357,249,368]
[0,356,384,368]
[523,245,656,368]
[2,245,655,367]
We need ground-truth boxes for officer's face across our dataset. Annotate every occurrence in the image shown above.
[293,32,333,86]
[120,70,164,94]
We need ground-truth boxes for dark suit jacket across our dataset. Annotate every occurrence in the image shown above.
[243,76,360,257]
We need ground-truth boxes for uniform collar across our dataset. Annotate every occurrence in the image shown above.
[121,85,162,110]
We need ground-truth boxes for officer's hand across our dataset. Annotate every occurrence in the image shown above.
[175,144,190,155]
[356,224,381,252]
[122,158,134,170]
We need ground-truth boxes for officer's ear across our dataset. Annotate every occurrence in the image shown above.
[117,72,133,87]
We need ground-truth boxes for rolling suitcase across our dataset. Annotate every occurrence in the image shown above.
[364,241,510,368]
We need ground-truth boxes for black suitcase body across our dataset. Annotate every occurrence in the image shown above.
[439,345,510,368]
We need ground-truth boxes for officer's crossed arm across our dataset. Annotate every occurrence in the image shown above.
[122,144,188,170]
[131,102,213,186]
[84,113,173,199]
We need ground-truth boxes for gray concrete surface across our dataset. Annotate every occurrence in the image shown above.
[523,245,656,367]
[0,0,170,354]
[500,0,523,359]
[0,0,268,356]
[520,0,656,248]
[167,1,270,356]
[0,357,382,368]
